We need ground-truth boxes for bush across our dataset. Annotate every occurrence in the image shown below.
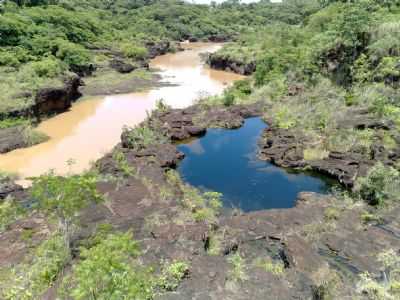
[22,125,49,146]
[120,43,148,60]
[122,125,167,151]
[55,40,92,70]
[158,261,189,291]
[0,196,25,232]
[354,162,400,205]
[357,249,400,300]
[63,232,154,300]
[31,171,103,246]
[0,234,70,300]
[29,57,64,77]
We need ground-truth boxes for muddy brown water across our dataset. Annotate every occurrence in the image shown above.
[0,43,244,181]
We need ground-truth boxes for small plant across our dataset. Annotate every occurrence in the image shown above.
[122,125,167,151]
[324,207,340,221]
[22,125,49,146]
[354,162,400,206]
[0,233,70,300]
[274,106,296,129]
[112,150,135,177]
[357,249,400,300]
[204,191,223,211]
[255,257,285,276]
[228,252,248,282]
[361,211,384,225]
[63,232,154,300]
[222,92,235,107]
[303,147,329,161]
[0,117,30,129]
[31,171,103,248]
[0,196,26,232]
[120,43,148,60]
[158,260,190,291]
[155,98,170,112]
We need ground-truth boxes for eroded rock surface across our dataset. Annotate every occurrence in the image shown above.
[34,74,83,117]
[206,53,256,75]
[1,103,399,300]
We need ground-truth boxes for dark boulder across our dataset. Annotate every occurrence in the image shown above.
[33,74,83,117]
[146,40,171,59]
[110,59,136,74]
[206,53,256,75]
[0,180,23,201]
[0,126,27,154]
[70,63,96,77]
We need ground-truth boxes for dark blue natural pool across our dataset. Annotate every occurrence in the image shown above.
[177,117,331,212]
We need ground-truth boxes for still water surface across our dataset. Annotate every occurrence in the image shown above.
[177,117,331,211]
[0,43,244,179]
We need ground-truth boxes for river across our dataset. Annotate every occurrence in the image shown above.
[0,43,244,179]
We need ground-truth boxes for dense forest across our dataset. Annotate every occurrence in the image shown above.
[1,0,400,299]
[0,0,314,115]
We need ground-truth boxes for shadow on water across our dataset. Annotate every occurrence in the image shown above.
[177,117,334,212]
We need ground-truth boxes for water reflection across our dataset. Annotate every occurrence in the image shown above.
[177,117,331,211]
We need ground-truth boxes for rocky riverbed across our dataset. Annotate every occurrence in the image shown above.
[1,102,399,299]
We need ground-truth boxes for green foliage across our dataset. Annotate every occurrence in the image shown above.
[0,117,30,129]
[63,232,154,300]
[22,125,49,146]
[121,43,148,60]
[31,171,103,221]
[122,125,167,151]
[357,249,400,300]
[158,260,189,291]
[31,171,103,248]
[227,252,247,282]
[55,40,92,71]
[0,233,70,300]
[255,257,285,276]
[165,170,222,223]
[29,57,65,77]
[0,196,26,231]
[112,149,135,177]
[355,162,400,205]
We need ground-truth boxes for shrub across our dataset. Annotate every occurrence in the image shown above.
[55,40,92,70]
[228,252,247,282]
[222,91,235,107]
[255,257,285,276]
[29,57,64,78]
[303,148,329,161]
[63,232,154,300]
[22,126,49,146]
[357,249,400,300]
[0,196,25,232]
[0,47,34,67]
[122,125,167,151]
[158,261,189,291]
[121,43,148,60]
[0,117,30,129]
[0,234,70,300]
[31,171,103,246]
[354,162,400,205]
[112,150,136,177]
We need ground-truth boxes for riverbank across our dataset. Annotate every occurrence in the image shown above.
[0,43,244,179]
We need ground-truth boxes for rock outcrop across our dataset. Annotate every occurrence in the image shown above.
[109,58,136,73]
[207,53,256,75]
[33,74,83,117]
[0,126,28,154]
[146,40,172,59]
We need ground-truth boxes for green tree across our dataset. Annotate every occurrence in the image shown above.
[31,171,103,248]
